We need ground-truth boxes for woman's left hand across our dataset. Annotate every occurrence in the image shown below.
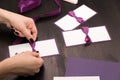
[0,9,37,41]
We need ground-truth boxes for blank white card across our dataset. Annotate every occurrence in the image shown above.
[8,39,59,57]
[62,26,111,46]
[54,76,100,80]
[55,4,97,31]
[64,0,78,4]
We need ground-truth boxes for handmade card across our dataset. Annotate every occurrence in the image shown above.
[54,76,100,80]
[65,57,120,80]
[62,26,111,46]
[8,39,59,57]
[64,0,78,4]
[55,5,97,31]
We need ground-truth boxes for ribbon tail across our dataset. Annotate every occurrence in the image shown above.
[85,35,92,46]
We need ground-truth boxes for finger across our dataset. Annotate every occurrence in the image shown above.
[29,72,36,76]
[22,27,33,41]
[10,28,24,37]
[31,27,37,41]
[38,58,44,66]
[35,68,40,73]
[32,52,40,57]
[19,74,29,77]
[27,22,37,41]
[6,22,11,28]
[13,29,25,37]
[20,72,35,76]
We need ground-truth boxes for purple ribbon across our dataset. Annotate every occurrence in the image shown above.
[29,41,36,52]
[13,37,23,45]
[18,0,41,13]
[81,26,92,45]
[68,11,92,45]
[14,0,62,50]
[33,0,61,22]
[13,37,36,52]
[18,0,62,22]
[68,11,84,23]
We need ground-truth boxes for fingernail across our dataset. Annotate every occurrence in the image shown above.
[11,26,14,28]
[29,38,34,43]
[11,28,15,32]
[15,32,19,35]
[36,37,38,41]
[36,51,39,53]
[31,31,33,35]
[15,53,18,55]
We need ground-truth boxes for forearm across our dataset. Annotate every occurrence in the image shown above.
[0,8,8,22]
[0,8,12,27]
[0,58,14,79]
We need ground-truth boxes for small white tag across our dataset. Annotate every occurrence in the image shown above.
[64,0,78,4]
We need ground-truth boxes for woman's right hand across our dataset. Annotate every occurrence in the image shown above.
[4,51,44,76]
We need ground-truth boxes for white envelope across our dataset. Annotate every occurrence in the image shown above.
[62,26,111,46]
[54,76,100,80]
[55,5,97,31]
[8,39,59,57]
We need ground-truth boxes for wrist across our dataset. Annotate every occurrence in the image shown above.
[0,8,11,28]
[0,58,15,75]
[0,8,8,22]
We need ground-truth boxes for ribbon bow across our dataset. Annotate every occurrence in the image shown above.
[68,11,84,23]
[82,27,92,46]
[68,11,92,45]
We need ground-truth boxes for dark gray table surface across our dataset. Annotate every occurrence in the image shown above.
[0,0,120,80]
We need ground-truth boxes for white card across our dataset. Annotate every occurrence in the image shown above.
[64,0,78,4]
[55,5,97,31]
[8,39,59,57]
[62,26,111,46]
[54,76,100,80]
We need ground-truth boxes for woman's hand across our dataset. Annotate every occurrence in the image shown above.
[1,51,44,76]
[0,8,37,41]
